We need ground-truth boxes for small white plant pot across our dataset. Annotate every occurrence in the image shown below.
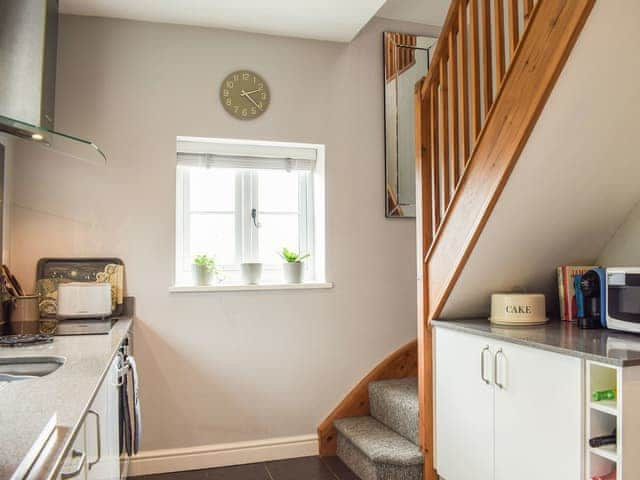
[192,265,213,286]
[283,262,304,284]
[241,263,263,284]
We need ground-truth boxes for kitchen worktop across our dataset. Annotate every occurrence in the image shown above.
[0,318,132,479]
[431,318,640,367]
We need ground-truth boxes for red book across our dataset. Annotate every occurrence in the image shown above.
[557,266,598,321]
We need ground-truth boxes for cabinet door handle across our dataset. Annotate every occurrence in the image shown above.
[494,349,506,389]
[480,346,491,384]
[61,449,86,479]
[88,409,102,469]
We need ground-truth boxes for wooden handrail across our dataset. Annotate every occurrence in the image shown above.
[418,0,541,246]
[421,1,463,93]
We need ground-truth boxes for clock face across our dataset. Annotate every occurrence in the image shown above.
[220,70,270,120]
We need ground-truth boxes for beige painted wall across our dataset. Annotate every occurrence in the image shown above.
[8,15,439,451]
[441,0,640,319]
[598,200,640,266]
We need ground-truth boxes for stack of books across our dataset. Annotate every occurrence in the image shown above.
[557,265,598,321]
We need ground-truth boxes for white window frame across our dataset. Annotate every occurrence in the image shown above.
[173,137,327,290]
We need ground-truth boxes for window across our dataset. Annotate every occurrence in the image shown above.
[175,137,326,286]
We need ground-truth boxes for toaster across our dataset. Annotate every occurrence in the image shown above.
[56,282,112,319]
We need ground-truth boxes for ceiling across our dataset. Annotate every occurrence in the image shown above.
[59,0,388,42]
[376,0,450,27]
[59,0,448,43]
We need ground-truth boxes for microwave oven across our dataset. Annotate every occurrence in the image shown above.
[604,268,640,334]
[581,268,640,334]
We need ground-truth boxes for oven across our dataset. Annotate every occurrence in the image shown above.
[116,333,141,479]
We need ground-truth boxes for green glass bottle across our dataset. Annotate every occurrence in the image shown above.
[592,389,616,401]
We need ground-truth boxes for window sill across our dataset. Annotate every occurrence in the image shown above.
[169,282,334,293]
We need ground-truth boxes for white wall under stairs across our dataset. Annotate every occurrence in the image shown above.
[441,0,640,320]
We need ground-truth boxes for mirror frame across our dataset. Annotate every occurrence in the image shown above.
[383,32,437,218]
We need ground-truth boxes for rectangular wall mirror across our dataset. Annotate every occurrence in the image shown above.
[384,32,437,218]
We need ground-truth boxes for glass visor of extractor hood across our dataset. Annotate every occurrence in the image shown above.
[0,114,107,164]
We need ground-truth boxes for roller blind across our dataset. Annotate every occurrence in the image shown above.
[176,138,317,172]
[177,152,315,171]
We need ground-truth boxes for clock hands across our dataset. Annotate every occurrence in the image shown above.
[241,89,263,110]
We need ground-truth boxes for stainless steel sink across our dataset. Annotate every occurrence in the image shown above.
[0,356,65,383]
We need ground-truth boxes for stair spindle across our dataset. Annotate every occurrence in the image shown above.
[448,29,460,187]
[438,60,450,209]
[494,0,506,85]
[481,0,493,114]
[508,0,520,55]
[469,0,482,140]
[523,0,534,23]
[458,0,471,162]
[430,83,441,233]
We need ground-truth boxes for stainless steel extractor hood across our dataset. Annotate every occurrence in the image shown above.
[0,0,106,163]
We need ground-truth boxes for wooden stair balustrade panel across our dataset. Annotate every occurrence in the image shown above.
[414,0,595,479]
[414,79,431,452]
[317,340,418,456]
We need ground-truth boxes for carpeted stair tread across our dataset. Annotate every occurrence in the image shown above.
[369,377,419,444]
[334,416,423,466]
[337,433,422,480]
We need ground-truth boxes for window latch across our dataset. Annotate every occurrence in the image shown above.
[251,208,262,228]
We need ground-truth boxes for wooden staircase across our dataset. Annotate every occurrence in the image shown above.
[414,0,595,478]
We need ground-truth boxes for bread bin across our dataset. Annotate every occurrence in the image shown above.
[56,282,112,319]
[490,293,548,326]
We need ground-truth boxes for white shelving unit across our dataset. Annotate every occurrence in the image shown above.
[590,444,618,463]
[589,400,617,416]
[586,361,640,480]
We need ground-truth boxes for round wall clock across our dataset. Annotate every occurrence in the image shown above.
[220,70,270,120]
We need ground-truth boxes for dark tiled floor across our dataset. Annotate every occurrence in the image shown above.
[132,456,359,480]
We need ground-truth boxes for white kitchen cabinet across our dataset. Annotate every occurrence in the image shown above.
[58,356,120,480]
[434,328,582,480]
[86,356,121,480]
[58,423,87,480]
[493,341,582,480]
[435,328,494,480]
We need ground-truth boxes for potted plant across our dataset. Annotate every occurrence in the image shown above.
[240,262,263,284]
[279,248,309,284]
[192,254,218,286]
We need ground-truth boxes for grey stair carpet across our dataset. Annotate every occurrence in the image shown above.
[334,416,423,480]
[369,378,419,444]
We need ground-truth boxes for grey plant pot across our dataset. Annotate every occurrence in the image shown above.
[192,265,213,286]
[283,262,304,284]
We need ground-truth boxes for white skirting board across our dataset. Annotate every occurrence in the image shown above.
[127,434,319,476]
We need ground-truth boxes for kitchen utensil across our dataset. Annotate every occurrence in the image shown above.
[10,295,41,335]
[489,293,548,326]
[0,269,17,297]
[2,265,24,296]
